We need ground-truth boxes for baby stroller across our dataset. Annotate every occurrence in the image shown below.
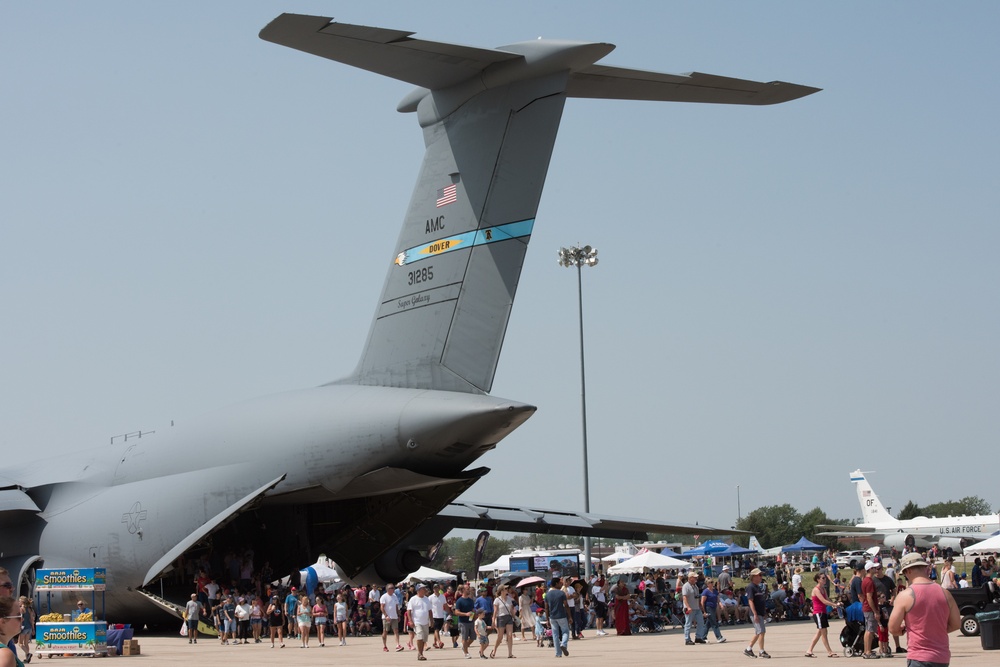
[839,618,865,657]
[541,623,554,648]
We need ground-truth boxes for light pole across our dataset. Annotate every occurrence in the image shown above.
[557,244,598,578]
[737,485,742,522]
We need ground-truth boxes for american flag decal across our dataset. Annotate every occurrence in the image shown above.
[863,490,871,497]
[436,183,458,207]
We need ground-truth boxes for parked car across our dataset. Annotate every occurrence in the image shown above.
[835,550,869,569]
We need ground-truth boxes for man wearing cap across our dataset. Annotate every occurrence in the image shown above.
[408,584,432,660]
[873,562,905,655]
[184,593,204,644]
[718,565,734,598]
[744,568,770,658]
[889,552,959,666]
[284,587,299,639]
[682,570,706,645]
[380,584,404,652]
[861,561,880,658]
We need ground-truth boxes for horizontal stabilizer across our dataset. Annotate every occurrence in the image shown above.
[567,65,821,105]
[142,475,285,585]
[259,14,522,90]
[815,524,876,534]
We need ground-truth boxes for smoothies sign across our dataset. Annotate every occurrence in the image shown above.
[37,622,107,653]
[35,568,107,591]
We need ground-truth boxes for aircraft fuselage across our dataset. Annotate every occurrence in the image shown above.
[25,384,533,619]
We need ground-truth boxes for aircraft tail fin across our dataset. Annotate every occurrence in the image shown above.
[343,72,566,393]
[260,14,820,393]
[748,535,764,552]
[851,469,898,525]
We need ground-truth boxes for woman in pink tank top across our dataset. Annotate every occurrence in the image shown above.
[805,572,841,657]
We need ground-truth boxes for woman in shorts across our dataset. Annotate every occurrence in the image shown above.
[490,583,517,658]
[19,596,36,663]
[250,596,264,643]
[804,572,841,657]
[335,593,349,646]
[266,595,285,648]
[312,595,328,647]
[296,594,313,647]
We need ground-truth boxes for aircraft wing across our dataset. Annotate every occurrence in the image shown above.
[566,65,820,105]
[435,502,741,539]
[815,524,878,535]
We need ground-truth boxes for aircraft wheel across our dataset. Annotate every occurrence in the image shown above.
[960,614,979,637]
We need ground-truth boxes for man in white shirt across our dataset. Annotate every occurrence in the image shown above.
[429,584,447,650]
[184,593,203,644]
[380,584,404,652]
[204,578,221,604]
[408,584,433,660]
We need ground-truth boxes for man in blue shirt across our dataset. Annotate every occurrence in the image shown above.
[544,578,572,658]
[284,588,299,639]
[71,600,92,620]
[455,585,477,658]
[474,587,494,630]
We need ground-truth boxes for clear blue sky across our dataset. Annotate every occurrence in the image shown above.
[3,2,998,537]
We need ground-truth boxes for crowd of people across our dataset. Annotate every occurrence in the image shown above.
[3,542,996,664]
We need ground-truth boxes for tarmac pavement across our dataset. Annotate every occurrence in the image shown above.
[64,620,995,666]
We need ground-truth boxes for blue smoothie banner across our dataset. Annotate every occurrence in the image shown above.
[36,621,108,654]
[35,568,107,590]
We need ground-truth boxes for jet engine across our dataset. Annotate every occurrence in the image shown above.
[882,534,918,551]
[937,536,973,554]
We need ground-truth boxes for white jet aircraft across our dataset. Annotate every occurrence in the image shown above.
[816,470,999,553]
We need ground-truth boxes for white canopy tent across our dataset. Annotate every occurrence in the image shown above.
[406,565,456,583]
[478,554,510,572]
[964,533,1000,555]
[607,550,689,574]
[602,547,637,563]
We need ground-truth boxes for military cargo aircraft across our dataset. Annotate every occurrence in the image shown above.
[0,14,818,622]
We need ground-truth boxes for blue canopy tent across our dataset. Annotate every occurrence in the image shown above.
[654,548,685,559]
[781,536,826,552]
[715,543,758,557]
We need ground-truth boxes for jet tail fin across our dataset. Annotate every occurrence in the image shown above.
[851,469,898,525]
[260,15,820,394]
[748,535,764,552]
